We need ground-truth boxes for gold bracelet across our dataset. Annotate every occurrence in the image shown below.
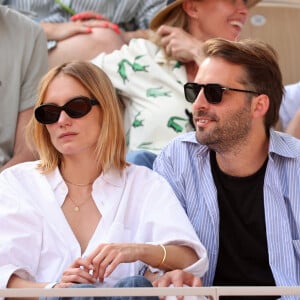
[157,244,167,269]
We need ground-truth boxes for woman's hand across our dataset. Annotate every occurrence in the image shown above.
[71,11,120,35]
[85,243,140,282]
[157,25,204,63]
[41,20,120,41]
[71,11,107,21]
[56,257,96,288]
[41,22,92,41]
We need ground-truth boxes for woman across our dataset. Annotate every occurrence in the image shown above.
[0,61,208,299]
[91,0,261,168]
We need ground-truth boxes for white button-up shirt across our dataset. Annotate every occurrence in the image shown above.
[0,162,208,292]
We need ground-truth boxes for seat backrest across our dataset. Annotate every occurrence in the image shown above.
[241,0,300,84]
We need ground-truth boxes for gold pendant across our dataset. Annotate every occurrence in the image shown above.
[74,206,80,212]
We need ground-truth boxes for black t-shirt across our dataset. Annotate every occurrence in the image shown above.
[210,151,277,300]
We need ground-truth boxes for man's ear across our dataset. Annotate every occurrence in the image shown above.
[252,94,270,119]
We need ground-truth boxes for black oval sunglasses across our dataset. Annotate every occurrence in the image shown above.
[35,96,100,124]
[184,82,260,104]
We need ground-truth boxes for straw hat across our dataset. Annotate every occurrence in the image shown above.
[150,0,261,30]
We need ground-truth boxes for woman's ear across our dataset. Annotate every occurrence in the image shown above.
[182,0,200,19]
[252,94,270,119]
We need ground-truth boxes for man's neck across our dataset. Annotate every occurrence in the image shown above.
[215,136,269,177]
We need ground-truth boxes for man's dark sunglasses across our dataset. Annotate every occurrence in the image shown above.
[184,82,260,104]
[35,96,100,124]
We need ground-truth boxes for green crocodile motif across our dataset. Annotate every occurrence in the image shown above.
[173,61,183,69]
[132,112,144,128]
[118,59,132,83]
[118,55,149,83]
[146,87,171,98]
[167,116,188,133]
[132,62,148,72]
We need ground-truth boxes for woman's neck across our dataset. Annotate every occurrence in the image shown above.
[60,156,101,186]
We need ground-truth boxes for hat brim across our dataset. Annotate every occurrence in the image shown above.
[150,0,261,30]
[248,0,261,8]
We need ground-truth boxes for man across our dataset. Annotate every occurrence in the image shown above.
[154,38,300,296]
[0,5,48,172]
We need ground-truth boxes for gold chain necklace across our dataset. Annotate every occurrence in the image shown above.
[63,178,93,187]
[67,194,91,212]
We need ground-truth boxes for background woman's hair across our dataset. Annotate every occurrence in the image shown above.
[149,5,188,61]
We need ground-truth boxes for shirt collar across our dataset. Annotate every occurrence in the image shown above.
[46,166,125,191]
[268,128,300,159]
[181,131,210,156]
[181,129,300,159]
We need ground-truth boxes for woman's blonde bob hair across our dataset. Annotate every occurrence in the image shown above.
[27,60,127,173]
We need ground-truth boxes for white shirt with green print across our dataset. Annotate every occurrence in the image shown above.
[91,38,194,154]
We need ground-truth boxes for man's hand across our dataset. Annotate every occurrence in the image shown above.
[152,270,202,300]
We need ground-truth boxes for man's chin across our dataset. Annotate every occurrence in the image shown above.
[196,133,210,145]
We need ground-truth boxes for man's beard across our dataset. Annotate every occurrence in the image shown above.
[195,104,252,153]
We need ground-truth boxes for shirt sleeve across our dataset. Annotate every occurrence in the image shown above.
[19,25,48,111]
[0,172,43,289]
[153,143,188,212]
[91,38,159,104]
[136,170,208,278]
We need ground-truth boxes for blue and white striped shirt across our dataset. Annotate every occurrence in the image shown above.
[154,129,300,293]
[3,0,166,30]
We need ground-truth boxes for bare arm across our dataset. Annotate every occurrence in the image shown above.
[0,108,36,172]
[6,257,96,297]
[5,244,199,293]
[7,274,49,300]
[85,243,198,282]
[122,29,151,44]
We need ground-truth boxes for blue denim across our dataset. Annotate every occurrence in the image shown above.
[126,150,157,169]
[40,275,159,300]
